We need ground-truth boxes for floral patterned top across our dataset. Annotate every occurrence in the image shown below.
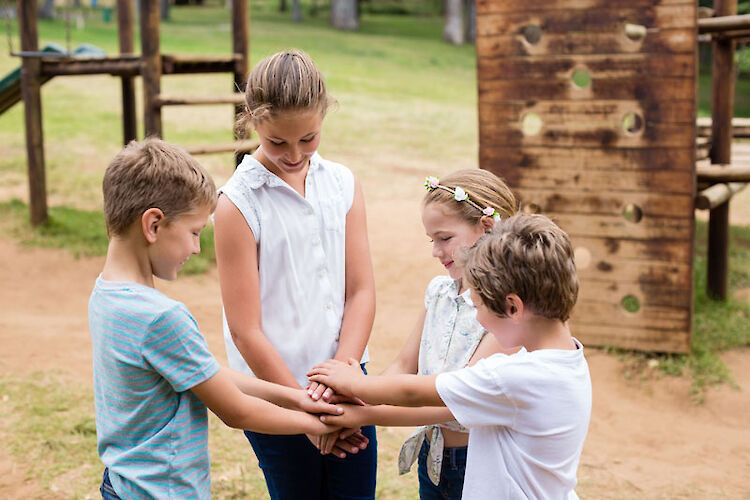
[398,275,487,485]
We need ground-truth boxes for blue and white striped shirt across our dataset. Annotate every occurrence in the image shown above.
[89,277,219,499]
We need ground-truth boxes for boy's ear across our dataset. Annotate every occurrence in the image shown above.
[480,216,495,233]
[506,294,524,322]
[141,208,165,244]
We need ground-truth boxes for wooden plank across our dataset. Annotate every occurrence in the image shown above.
[572,300,690,330]
[569,323,690,353]
[476,28,696,58]
[507,168,694,194]
[569,235,693,263]
[477,0,693,16]
[695,182,748,209]
[698,13,750,33]
[478,75,694,101]
[696,116,750,137]
[577,279,692,307]
[155,94,245,106]
[18,0,48,226]
[479,100,695,125]
[184,139,259,156]
[479,121,695,149]
[514,188,693,217]
[549,213,692,240]
[697,164,750,182]
[40,58,141,77]
[478,5,696,37]
[481,145,694,171]
[477,53,695,80]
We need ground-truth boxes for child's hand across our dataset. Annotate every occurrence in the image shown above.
[318,427,370,457]
[296,389,344,416]
[306,381,334,401]
[307,358,363,398]
[318,403,369,429]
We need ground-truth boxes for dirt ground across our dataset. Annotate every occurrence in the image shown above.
[1,167,750,499]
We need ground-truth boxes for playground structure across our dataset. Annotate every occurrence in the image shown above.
[475,0,750,352]
[4,0,254,227]
[3,1,750,353]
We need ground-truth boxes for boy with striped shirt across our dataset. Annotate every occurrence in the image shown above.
[89,139,341,499]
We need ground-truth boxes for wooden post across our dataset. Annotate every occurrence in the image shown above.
[708,0,737,300]
[118,0,137,144]
[140,0,162,137]
[232,0,249,165]
[18,0,48,226]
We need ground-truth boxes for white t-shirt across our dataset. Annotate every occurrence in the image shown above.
[218,153,368,387]
[435,338,592,500]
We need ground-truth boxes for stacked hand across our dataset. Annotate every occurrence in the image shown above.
[304,363,369,458]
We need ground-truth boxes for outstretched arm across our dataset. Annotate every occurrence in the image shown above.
[192,367,340,435]
[318,403,453,428]
[308,359,443,407]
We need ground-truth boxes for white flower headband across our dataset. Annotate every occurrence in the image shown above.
[424,176,502,222]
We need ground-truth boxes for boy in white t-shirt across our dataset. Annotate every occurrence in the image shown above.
[308,213,592,500]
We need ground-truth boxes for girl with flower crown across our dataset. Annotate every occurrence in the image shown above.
[213,50,377,499]
[309,169,518,499]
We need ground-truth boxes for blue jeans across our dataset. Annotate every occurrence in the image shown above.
[100,468,121,500]
[245,425,377,500]
[245,364,377,499]
[417,441,467,500]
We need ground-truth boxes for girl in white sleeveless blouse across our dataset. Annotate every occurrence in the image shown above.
[310,170,518,499]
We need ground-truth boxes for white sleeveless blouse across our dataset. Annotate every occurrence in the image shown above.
[218,153,368,388]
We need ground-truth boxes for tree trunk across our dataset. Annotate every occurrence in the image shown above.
[443,0,463,45]
[160,0,170,20]
[280,0,287,12]
[38,0,55,19]
[292,0,302,22]
[330,0,358,30]
[464,0,475,43]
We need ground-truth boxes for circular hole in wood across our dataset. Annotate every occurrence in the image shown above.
[522,25,542,45]
[521,112,543,136]
[624,23,647,42]
[622,203,643,223]
[574,247,592,270]
[622,112,644,135]
[621,294,641,314]
[521,202,541,214]
[571,68,591,89]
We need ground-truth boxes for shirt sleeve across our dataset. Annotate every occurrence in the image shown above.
[435,355,517,428]
[142,303,220,393]
[424,275,450,309]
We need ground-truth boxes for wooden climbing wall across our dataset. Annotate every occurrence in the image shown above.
[476,0,697,352]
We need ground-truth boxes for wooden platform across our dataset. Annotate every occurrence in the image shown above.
[476,0,697,352]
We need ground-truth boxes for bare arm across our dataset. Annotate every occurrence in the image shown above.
[335,178,375,362]
[191,368,338,435]
[214,195,299,388]
[319,403,454,428]
[381,309,426,375]
[308,359,444,407]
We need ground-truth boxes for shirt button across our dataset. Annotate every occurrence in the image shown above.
[318,268,326,278]
[306,207,314,215]
[326,302,333,310]
[312,237,321,246]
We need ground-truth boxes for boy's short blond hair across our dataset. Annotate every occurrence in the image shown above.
[463,214,579,322]
[102,138,217,236]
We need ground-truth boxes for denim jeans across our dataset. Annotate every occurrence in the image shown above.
[100,468,121,500]
[417,440,467,500]
[245,424,377,500]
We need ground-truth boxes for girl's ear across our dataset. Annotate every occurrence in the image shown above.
[141,208,165,244]
[506,294,524,322]
[480,215,495,233]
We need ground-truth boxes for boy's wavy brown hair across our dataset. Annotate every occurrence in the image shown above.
[462,214,579,322]
[102,138,217,237]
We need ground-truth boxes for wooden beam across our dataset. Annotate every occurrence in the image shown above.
[140,0,162,137]
[708,0,738,301]
[695,182,747,210]
[118,0,137,144]
[40,58,141,77]
[696,117,750,138]
[697,164,750,182]
[18,0,47,226]
[161,54,240,74]
[183,139,259,156]
[154,94,245,106]
[698,13,750,33]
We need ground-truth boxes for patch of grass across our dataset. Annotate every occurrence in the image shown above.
[607,219,750,403]
[0,199,215,274]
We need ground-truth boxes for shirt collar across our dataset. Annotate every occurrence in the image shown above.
[236,152,321,189]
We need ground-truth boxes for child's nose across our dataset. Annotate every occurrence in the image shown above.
[431,243,440,258]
